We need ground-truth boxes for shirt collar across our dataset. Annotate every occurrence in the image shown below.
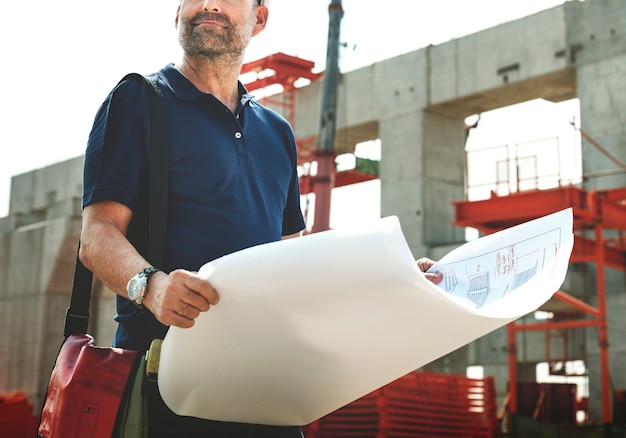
[158,63,255,106]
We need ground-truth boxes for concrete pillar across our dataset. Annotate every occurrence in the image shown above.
[578,47,626,421]
[380,111,427,257]
[380,110,466,259]
[422,111,467,247]
[578,54,626,190]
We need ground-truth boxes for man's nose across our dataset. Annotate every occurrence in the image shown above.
[201,0,221,12]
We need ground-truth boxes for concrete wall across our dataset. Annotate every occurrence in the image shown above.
[568,0,626,419]
[0,157,117,410]
[1,0,625,423]
[572,0,626,190]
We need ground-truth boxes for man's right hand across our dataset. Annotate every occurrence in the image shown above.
[143,269,220,328]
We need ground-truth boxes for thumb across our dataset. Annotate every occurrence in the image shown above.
[424,271,443,284]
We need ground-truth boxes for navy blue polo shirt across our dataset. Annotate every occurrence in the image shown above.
[83,64,305,350]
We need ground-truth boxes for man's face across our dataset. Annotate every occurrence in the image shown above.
[176,0,266,59]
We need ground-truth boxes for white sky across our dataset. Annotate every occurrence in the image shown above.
[0,0,578,220]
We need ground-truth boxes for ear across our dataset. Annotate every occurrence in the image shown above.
[175,4,181,29]
[252,5,268,36]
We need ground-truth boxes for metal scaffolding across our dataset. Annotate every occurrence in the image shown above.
[452,185,626,424]
[240,51,378,226]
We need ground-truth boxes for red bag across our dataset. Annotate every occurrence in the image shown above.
[37,73,167,437]
[37,334,139,438]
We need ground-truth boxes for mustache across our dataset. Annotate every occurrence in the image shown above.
[190,12,231,27]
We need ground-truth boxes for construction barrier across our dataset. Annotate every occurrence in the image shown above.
[515,381,577,424]
[302,370,499,438]
[0,391,39,438]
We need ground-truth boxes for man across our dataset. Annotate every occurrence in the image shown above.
[81,0,306,435]
[80,0,440,436]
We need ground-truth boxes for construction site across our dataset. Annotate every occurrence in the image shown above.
[1,0,626,436]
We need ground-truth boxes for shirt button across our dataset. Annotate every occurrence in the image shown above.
[234,132,242,139]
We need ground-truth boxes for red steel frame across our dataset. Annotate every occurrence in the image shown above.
[452,185,626,424]
[241,52,322,167]
[240,53,379,198]
[241,53,626,423]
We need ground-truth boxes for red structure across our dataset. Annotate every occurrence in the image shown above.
[241,52,322,167]
[240,53,378,215]
[303,370,499,438]
[452,185,626,424]
[515,381,578,424]
[0,391,39,437]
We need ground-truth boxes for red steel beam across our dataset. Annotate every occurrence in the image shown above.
[299,170,378,195]
[454,185,625,425]
[553,290,601,318]
[571,235,626,271]
[598,194,626,230]
[512,319,601,331]
[595,223,612,424]
[241,52,322,87]
[507,323,518,418]
[452,186,592,231]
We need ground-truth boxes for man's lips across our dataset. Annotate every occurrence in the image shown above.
[191,14,229,28]
[195,20,226,28]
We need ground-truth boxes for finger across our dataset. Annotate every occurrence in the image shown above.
[424,271,443,284]
[150,301,196,328]
[162,311,196,329]
[180,289,211,312]
[416,257,436,272]
[174,299,203,320]
[182,273,220,305]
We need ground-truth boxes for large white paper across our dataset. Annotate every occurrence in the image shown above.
[428,208,573,309]
[158,209,573,426]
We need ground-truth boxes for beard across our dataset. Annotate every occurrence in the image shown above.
[178,10,256,59]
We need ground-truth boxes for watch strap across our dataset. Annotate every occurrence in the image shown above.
[141,267,161,278]
[132,267,162,308]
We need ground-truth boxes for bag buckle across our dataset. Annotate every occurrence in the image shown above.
[145,338,163,382]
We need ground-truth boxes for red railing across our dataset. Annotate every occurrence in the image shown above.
[303,370,499,438]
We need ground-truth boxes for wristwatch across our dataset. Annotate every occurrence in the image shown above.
[127,267,161,307]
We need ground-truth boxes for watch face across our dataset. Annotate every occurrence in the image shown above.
[128,278,142,300]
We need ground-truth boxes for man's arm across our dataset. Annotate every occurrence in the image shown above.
[79,200,219,328]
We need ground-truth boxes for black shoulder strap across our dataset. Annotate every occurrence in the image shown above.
[64,74,169,338]
[141,74,169,266]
